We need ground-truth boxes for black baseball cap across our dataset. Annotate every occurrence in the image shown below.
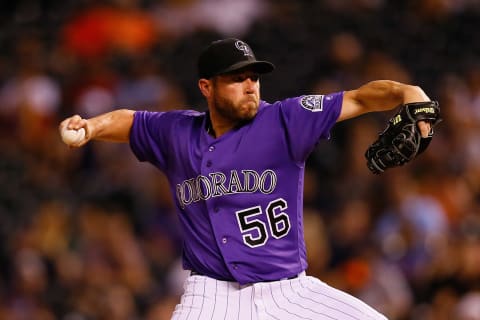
[197,38,275,79]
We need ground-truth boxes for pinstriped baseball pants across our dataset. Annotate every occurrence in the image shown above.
[171,272,388,320]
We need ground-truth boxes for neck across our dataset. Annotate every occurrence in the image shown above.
[207,111,239,138]
[208,120,236,138]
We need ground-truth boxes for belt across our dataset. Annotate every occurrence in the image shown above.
[278,271,305,281]
[190,271,303,282]
[190,271,235,282]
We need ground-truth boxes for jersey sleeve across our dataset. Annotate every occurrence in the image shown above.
[129,111,169,171]
[278,91,343,162]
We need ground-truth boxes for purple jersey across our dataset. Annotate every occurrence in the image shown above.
[130,92,343,284]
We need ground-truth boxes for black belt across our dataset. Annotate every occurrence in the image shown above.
[190,271,300,281]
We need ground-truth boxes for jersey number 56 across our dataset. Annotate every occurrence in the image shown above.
[235,198,291,248]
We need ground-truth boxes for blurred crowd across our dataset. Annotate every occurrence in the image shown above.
[1,0,480,319]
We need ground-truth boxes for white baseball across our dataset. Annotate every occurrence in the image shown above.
[61,127,86,145]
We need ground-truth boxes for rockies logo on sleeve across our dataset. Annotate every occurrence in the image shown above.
[300,95,324,112]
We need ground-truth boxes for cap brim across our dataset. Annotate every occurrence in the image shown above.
[217,60,275,76]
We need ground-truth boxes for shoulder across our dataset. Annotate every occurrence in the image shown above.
[132,109,206,135]
[257,97,300,114]
[259,93,342,113]
[134,109,205,122]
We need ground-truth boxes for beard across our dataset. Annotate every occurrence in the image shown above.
[212,93,259,123]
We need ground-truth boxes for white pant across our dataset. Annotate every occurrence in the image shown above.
[171,272,388,320]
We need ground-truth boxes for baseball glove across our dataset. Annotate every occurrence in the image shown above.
[365,101,441,174]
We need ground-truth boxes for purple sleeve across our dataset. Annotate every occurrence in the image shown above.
[129,111,169,170]
[278,91,343,162]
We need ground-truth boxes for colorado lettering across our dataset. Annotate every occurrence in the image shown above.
[176,169,277,208]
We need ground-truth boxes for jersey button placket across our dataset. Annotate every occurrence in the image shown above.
[221,237,227,244]
[205,145,215,167]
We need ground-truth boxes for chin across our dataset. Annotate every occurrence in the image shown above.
[241,106,258,121]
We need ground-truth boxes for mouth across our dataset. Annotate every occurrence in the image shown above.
[243,96,258,107]
[242,99,258,112]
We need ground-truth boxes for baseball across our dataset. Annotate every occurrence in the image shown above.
[61,127,85,145]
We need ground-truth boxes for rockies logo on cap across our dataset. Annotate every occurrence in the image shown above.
[235,40,253,57]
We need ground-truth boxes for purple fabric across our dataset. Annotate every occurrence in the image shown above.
[130,92,343,284]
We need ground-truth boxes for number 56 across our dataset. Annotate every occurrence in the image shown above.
[235,198,291,248]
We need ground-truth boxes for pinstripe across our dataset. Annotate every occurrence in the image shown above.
[251,284,254,320]
[278,281,337,320]
[238,283,241,320]
[300,277,364,314]
[289,281,361,320]
[184,277,196,320]
[260,283,281,320]
[300,277,379,320]
[310,277,380,320]
[198,277,206,319]
[211,280,218,320]
[223,281,229,320]
[269,282,314,320]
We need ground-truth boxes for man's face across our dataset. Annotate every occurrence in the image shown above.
[210,69,261,123]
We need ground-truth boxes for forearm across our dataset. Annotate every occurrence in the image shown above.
[87,109,135,142]
[60,109,135,147]
[339,80,430,121]
[356,80,429,111]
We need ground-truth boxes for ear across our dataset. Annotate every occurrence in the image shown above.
[198,79,212,98]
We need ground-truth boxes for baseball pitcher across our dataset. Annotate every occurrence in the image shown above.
[59,38,441,319]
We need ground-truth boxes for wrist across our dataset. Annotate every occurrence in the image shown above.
[85,118,97,140]
[402,85,430,104]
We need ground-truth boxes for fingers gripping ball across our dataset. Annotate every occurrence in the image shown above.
[365,101,441,174]
[61,127,86,146]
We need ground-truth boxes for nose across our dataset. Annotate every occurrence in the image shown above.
[244,78,257,93]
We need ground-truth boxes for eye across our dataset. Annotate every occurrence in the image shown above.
[250,74,259,82]
[233,75,245,82]
[231,73,259,83]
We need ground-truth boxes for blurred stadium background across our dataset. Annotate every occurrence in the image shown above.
[0,0,479,319]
